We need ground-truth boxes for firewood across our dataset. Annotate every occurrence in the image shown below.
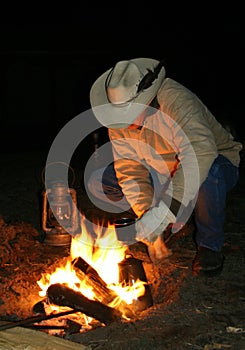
[47,283,122,325]
[72,257,115,305]
[72,257,135,318]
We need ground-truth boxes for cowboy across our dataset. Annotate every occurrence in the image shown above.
[87,58,243,275]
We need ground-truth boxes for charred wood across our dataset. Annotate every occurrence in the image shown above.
[72,256,116,305]
[47,283,122,325]
[72,257,135,318]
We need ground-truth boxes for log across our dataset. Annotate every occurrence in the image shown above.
[72,257,115,305]
[72,257,135,318]
[47,283,122,325]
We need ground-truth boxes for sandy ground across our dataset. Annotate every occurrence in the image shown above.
[0,150,245,350]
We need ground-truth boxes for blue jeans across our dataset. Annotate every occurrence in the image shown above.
[194,154,239,251]
[87,155,239,251]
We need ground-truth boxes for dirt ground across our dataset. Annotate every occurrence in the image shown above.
[0,150,245,350]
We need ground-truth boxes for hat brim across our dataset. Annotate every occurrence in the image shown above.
[90,58,165,128]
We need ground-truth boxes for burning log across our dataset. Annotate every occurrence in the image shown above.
[72,256,116,305]
[47,283,122,326]
[72,257,135,318]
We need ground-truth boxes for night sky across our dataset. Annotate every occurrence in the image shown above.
[0,5,244,154]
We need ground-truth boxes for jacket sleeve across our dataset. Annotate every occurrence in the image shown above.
[108,128,154,217]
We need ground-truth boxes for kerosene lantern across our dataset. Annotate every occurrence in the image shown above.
[41,163,81,247]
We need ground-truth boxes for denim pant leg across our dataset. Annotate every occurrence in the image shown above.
[194,155,239,251]
[87,163,132,212]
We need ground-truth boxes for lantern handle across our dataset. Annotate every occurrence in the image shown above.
[41,161,76,188]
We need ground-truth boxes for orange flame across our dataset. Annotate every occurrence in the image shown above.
[37,215,146,318]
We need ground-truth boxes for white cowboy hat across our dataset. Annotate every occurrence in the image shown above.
[90,58,166,128]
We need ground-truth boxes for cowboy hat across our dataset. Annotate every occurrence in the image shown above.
[90,58,166,128]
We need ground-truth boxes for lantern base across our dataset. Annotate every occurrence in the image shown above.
[43,231,72,247]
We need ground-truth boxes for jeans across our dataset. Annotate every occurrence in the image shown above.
[194,154,239,251]
[87,155,239,251]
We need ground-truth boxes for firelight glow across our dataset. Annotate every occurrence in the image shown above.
[37,215,146,316]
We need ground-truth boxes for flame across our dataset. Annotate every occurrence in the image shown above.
[37,215,147,318]
[70,219,126,285]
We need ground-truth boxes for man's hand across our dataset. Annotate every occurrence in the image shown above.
[135,200,176,242]
[135,200,176,262]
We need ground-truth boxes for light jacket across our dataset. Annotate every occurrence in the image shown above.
[108,78,243,217]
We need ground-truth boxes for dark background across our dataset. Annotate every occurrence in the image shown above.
[0,4,244,155]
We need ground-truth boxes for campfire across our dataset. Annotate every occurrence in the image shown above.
[29,215,153,334]
[0,207,196,348]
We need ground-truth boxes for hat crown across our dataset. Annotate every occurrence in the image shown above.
[89,58,166,128]
[106,60,143,104]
